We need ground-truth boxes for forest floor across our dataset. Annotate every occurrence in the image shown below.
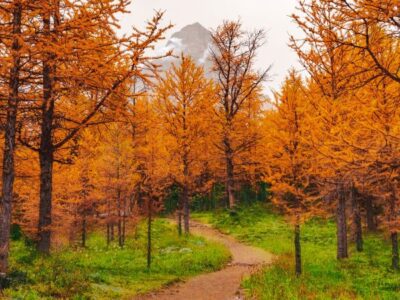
[136,220,274,300]
[3,219,230,299]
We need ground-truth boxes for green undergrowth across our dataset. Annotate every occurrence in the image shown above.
[3,219,230,299]
[192,203,400,300]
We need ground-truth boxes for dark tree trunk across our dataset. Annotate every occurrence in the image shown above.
[110,223,114,241]
[365,196,377,232]
[294,223,302,276]
[224,137,235,209]
[391,232,399,271]
[121,197,126,248]
[389,185,398,270]
[183,169,190,235]
[177,210,182,236]
[37,148,54,254]
[37,7,56,254]
[117,219,122,247]
[81,216,86,248]
[147,198,152,269]
[351,185,363,252]
[0,1,22,275]
[117,189,123,248]
[106,223,111,246]
[336,187,348,259]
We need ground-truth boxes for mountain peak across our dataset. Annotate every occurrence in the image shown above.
[166,22,212,65]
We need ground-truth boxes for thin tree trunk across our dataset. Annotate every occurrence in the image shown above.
[336,186,348,259]
[177,210,182,236]
[390,185,398,270]
[111,223,114,241]
[0,0,22,275]
[351,185,363,252]
[183,157,190,234]
[81,215,86,248]
[365,196,377,231]
[106,223,110,246]
[224,137,235,209]
[391,232,399,270]
[121,197,126,247]
[117,189,123,248]
[294,223,301,276]
[147,197,152,269]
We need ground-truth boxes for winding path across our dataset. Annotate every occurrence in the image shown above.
[136,221,274,300]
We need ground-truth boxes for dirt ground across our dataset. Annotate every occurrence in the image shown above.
[136,221,274,300]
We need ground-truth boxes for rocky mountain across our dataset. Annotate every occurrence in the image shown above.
[162,22,212,71]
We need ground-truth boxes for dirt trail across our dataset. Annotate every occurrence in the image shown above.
[136,221,274,300]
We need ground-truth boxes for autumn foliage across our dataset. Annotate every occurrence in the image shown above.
[0,0,399,282]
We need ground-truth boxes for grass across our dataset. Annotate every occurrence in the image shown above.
[192,203,400,300]
[3,219,231,299]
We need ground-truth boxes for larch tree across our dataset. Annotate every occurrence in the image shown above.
[17,1,171,254]
[155,55,214,234]
[0,0,26,275]
[264,71,318,275]
[210,20,269,209]
[133,95,170,269]
[96,122,138,248]
[349,76,400,269]
[326,0,400,84]
[291,0,362,260]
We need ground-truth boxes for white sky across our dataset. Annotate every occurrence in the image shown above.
[119,0,302,95]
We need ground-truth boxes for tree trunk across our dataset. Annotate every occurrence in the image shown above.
[121,197,126,248]
[106,223,111,246]
[37,149,54,254]
[177,210,182,236]
[0,1,22,275]
[117,189,123,248]
[147,198,152,269]
[81,216,86,248]
[110,223,114,241]
[183,185,190,234]
[294,223,302,276]
[336,187,348,259]
[390,185,398,270]
[224,137,235,209]
[351,185,363,252]
[37,7,55,255]
[365,196,377,231]
[391,232,399,270]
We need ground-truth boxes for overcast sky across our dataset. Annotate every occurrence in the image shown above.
[119,0,302,94]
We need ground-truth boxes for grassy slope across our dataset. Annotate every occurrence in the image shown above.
[4,219,230,299]
[193,203,400,300]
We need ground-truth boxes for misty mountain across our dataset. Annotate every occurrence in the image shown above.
[161,22,213,71]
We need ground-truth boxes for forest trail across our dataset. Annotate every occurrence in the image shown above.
[136,221,274,300]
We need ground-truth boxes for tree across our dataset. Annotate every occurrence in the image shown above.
[0,0,24,275]
[17,2,171,253]
[132,96,170,269]
[326,0,400,84]
[155,55,214,234]
[348,76,400,268]
[96,122,137,248]
[291,0,363,260]
[210,20,269,208]
[264,71,318,275]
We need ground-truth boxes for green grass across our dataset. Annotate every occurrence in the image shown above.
[193,203,400,300]
[3,219,231,299]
